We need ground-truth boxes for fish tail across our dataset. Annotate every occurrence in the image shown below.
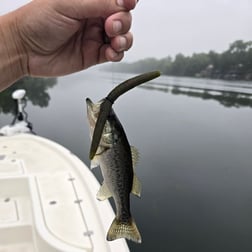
[106,217,142,243]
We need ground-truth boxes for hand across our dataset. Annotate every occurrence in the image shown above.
[14,0,136,77]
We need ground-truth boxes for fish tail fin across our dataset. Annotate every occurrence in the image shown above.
[106,217,142,243]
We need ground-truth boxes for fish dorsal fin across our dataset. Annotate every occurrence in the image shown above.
[96,182,112,201]
[132,174,142,198]
[131,146,139,170]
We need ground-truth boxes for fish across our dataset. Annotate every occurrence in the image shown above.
[86,98,142,243]
[89,71,161,160]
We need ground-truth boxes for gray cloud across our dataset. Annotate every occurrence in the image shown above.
[126,0,252,61]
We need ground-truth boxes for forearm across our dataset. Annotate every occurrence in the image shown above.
[0,11,27,91]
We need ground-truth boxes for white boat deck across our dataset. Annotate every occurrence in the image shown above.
[0,134,129,252]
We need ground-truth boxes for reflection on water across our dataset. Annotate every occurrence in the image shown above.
[0,76,57,115]
[139,83,252,108]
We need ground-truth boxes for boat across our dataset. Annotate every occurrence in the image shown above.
[0,90,130,251]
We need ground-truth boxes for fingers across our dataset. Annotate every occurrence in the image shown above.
[110,32,133,52]
[51,0,136,64]
[105,33,133,62]
[104,31,133,62]
[53,0,137,19]
[105,11,132,37]
[88,0,137,17]
[105,47,124,62]
[104,10,133,62]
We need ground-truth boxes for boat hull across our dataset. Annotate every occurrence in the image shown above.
[0,134,129,252]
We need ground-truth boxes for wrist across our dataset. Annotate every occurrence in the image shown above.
[0,11,28,91]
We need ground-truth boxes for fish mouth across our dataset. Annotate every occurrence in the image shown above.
[86,98,95,126]
[86,98,103,110]
[86,98,93,108]
[86,98,97,118]
[86,98,103,128]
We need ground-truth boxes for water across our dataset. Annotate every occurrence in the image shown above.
[1,69,252,252]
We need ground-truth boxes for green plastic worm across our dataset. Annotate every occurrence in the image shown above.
[89,70,161,160]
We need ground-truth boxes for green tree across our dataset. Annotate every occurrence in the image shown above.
[102,39,252,80]
[171,54,188,76]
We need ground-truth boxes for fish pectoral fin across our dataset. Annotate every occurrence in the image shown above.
[93,146,109,157]
[131,146,140,169]
[107,217,142,243]
[90,158,99,169]
[96,183,112,201]
[102,133,114,147]
[130,147,142,197]
[131,174,142,198]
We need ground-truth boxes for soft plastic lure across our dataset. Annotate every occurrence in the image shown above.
[89,70,161,160]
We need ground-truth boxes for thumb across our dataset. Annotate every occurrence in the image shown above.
[53,0,137,19]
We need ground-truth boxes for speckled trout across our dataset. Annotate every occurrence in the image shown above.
[86,98,142,243]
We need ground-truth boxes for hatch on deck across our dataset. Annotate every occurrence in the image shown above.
[36,172,92,250]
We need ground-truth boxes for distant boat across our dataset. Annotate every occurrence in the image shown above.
[0,90,129,252]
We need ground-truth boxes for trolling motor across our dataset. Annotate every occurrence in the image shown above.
[0,89,34,136]
[11,89,27,124]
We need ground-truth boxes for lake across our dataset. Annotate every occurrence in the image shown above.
[1,68,252,252]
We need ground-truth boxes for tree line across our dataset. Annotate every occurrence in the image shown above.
[105,40,252,81]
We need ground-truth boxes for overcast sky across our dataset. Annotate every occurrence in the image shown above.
[1,0,251,62]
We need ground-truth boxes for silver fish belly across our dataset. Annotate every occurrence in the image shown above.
[86,98,142,243]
